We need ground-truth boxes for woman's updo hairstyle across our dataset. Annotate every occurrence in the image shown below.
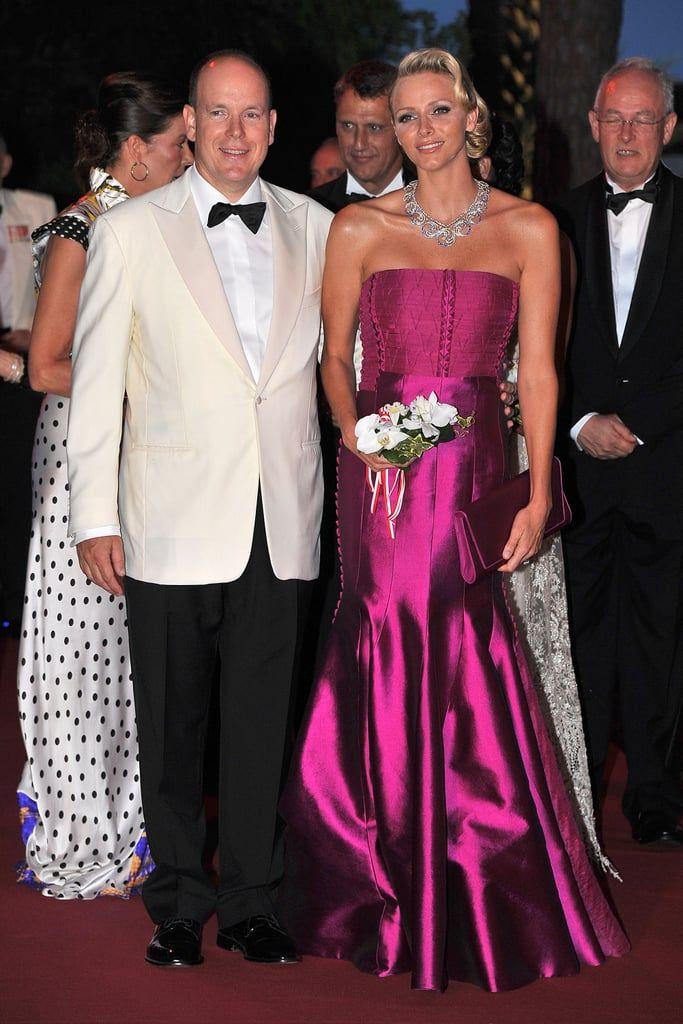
[74,72,185,188]
[391,48,491,161]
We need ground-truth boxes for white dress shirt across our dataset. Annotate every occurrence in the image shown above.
[570,173,654,448]
[0,190,13,328]
[346,167,404,198]
[72,167,274,546]
[190,165,273,382]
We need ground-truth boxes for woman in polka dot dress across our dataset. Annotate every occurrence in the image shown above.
[16,72,192,899]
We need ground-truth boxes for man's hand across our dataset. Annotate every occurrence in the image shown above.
[77,536,126,595]
[2,329,31,351]
[577,413,637,459]
[498,381,519,433]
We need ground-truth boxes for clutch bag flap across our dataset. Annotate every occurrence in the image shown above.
[453,456,571,583]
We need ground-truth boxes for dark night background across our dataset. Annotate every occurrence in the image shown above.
[2,0,681,205]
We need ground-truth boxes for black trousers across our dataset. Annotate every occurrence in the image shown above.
[125,499,306,926]
[0,382,42,622]
[564,503,683,822]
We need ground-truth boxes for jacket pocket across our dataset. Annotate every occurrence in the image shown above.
[130,443,194,452]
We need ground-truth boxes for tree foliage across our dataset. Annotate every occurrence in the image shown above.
[1,0,466,202]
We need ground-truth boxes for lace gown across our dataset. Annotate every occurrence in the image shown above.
[280,269,628,992]
[16,171,152,898]
[506,416,607,869]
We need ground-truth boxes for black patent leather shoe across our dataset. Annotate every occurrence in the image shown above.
[145,917,204,966]
[632,811,683,847]
[217,914,301,964]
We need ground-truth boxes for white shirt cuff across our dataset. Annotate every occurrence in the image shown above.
[71,525,121,547]
[570,413,644,451]
[570,412,598,451]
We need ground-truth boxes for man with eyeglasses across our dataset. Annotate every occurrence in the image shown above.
[555,57,683,847]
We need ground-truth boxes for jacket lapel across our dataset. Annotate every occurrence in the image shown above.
[584,174,619,358]
[332,174,350,211]
[257,182,308,389]
[149,174,254,382]
[618,164,674,362]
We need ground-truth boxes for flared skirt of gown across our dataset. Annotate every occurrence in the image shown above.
[279,371,628,992]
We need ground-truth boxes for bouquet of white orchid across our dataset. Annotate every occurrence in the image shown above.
[355,392,474,467]
[355,393,475,539]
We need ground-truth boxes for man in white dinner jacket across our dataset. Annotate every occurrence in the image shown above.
[67,51,332,968]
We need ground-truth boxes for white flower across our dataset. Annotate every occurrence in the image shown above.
[356,423,408,454]
[409,394,434,422]
[431,400,460,428]
[409,391,460,429]
[380,401,408,426]
[355,413,382,437]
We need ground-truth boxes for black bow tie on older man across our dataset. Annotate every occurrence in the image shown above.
[207,201,266,233]
[605,178,658,216]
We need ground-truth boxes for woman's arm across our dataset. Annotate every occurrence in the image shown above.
[28,234,87,396]
[320,208,394,473]
[500,205,561,572]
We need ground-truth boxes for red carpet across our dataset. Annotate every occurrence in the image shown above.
[0,635,680,1024]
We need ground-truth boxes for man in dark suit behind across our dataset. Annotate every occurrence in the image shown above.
[556,57,683,846]
[296,60,410,703]
[310,60,410,213]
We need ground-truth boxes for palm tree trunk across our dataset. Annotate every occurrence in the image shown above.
[533,0,623,199]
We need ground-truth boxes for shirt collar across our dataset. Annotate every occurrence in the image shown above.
[189,165,264,224]
[605,170,656,196]
[346,167,404,198]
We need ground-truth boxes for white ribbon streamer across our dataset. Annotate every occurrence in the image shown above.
[366,467,406,539]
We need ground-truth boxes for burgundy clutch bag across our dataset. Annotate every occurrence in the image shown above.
[453,456,572,583]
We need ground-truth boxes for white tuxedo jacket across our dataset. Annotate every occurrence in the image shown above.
[67,173,333,585]
[0,188,56,329]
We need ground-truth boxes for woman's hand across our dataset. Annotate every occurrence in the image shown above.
[498,500,551,573]
[341,426,399,473]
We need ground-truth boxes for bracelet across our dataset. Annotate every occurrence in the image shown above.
[6,354,25,385]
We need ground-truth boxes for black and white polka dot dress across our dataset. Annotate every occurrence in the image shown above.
[16,171,152,898]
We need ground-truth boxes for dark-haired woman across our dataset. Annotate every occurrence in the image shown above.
[16,73,192,899]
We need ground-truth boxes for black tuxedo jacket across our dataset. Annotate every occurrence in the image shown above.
[310,168,412,213]
[554,164,683,516]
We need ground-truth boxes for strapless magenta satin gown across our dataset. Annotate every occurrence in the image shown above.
[280,269,628,992]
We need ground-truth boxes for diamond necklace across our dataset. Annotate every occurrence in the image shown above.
[403,179,490,248]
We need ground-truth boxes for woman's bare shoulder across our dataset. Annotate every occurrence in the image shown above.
[488,190,558,252]
[329,193,404,244]
[491,189,556,230]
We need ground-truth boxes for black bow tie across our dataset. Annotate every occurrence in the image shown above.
[605,179,658,216]
[207,201,266,233]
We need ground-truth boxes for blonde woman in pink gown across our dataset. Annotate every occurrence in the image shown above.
[280,49,628,992]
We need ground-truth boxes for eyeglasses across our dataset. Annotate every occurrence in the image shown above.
[592,112,667,133]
